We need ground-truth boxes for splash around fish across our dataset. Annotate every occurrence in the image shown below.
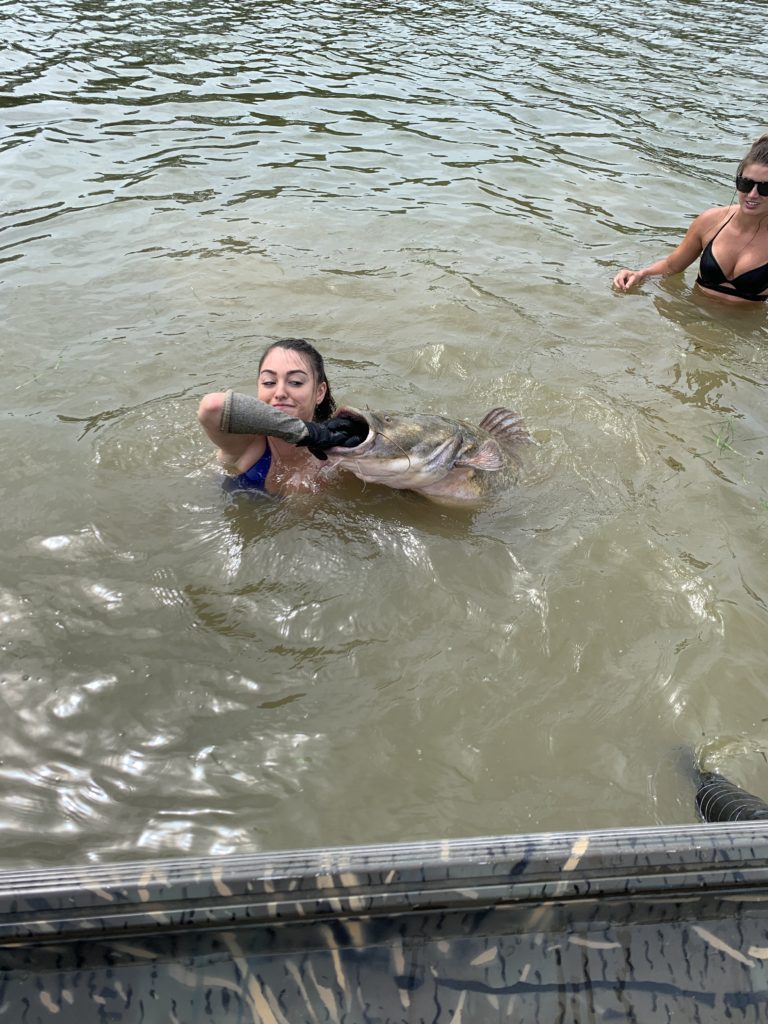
[323,406,533,507]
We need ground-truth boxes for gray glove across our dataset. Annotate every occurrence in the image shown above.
[218,391,367,460]
[219,390,308,443]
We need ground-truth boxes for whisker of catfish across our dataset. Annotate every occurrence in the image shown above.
[376,429,414,469]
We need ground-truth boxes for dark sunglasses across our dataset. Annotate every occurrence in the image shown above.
[736,175,768,196]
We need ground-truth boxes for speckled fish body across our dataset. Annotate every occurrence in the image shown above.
[327,406,532,506]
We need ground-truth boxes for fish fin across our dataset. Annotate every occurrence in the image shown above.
[478,407,532,449]
[455,439,505,471]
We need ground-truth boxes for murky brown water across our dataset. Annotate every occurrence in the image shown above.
[2,0,768,867]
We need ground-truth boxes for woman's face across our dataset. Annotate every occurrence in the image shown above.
[738,162,768,216]
[257,347,327,422]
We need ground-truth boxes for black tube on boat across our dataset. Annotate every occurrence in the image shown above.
[695,770,768,823]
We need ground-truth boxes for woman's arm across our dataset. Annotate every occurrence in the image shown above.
[197,392,268,471]
[613,208,722,291]
[197,391,363,469]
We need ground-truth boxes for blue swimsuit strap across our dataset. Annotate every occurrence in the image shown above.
[232,443,272,490]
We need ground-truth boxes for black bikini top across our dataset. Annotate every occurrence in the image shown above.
[697,214,768,301]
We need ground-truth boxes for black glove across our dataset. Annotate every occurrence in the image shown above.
[295,417,368,460]
[326,415,369,445]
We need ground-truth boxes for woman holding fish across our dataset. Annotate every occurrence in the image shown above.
[197,337,365,495]
[199,336,532,506]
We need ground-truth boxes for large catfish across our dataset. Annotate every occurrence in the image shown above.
[325,406,532,507]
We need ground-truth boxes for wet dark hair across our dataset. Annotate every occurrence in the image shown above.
[738,132,768,176]
[257,337,336,421]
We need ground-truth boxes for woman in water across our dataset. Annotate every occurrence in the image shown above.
[197,337,364,494]
[613,133,768,304]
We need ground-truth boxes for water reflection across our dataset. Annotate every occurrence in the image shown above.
[2,0,768,866]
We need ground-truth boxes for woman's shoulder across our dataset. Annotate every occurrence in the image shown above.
[683,205,737,244]
[695,204,737,227]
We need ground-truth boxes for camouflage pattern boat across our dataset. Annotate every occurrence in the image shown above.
[3,816,768,1022]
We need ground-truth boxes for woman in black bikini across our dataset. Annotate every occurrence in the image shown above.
[613,133,768,304]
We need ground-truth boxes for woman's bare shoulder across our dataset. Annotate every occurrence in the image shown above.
[695,204,737,227]
[683,205,736,245]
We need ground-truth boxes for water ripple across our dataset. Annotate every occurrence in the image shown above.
[2,0,768,863]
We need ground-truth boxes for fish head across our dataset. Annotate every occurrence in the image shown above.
[326,406,470,486]
[326,405,510,501]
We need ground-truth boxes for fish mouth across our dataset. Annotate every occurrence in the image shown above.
[327,406,376,456]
